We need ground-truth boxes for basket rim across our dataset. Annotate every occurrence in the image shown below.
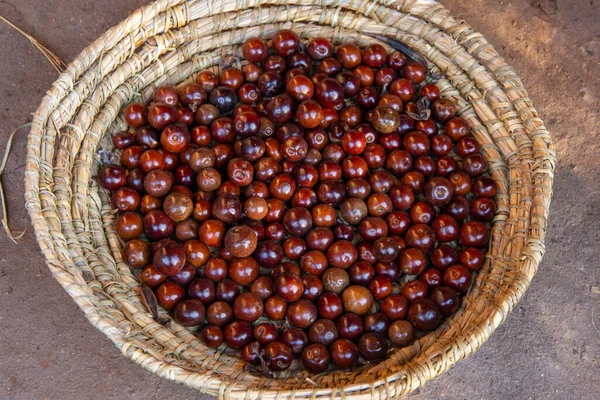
[24,0,556,398]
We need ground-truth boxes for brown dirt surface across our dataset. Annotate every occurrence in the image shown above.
[0,0,599,398]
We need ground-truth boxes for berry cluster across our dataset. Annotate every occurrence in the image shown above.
[99,29,497,374]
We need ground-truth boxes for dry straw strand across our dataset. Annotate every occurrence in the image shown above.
[0,15,66,73]
[24,0,555,398]
[0,14,68,243]
[0,124,30,243]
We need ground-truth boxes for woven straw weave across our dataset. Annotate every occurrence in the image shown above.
[24,0,555,398]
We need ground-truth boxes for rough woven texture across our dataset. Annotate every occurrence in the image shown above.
[23,0,555,398]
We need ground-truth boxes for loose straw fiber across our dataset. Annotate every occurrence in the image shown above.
[24,0,555,398]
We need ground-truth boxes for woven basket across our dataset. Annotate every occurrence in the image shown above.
[24,0,555,398]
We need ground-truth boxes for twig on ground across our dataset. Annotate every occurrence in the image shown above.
[0,124,31,243]
[0,15,66,73]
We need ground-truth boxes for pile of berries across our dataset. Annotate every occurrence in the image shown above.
[98,29,497,374]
